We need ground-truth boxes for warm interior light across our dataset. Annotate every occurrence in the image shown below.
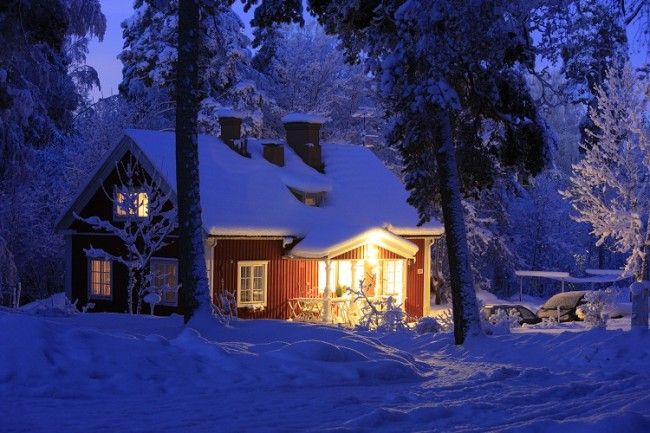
[366,243,379,265]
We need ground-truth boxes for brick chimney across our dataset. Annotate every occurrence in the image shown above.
[218,108,249,156]
[282,113,325,172]
[262,141,285,167]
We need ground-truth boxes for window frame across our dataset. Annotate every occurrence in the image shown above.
[113,186,149,220]
[236,261,269,307]
[87,258,113,300]
[150,257,179,307]
[381,260,406,297]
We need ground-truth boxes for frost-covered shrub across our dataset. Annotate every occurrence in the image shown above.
[348,281,407,332]
[482,308,521,335]
[416,310,455,335]
[539,316,559,328]
[581,288,616,328]
[414,315,455,334]
[377,296,408,332]
[214,290,238,325]
[21,293,78,317]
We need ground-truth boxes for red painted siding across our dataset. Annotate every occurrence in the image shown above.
[404,238,426,318]
[212,239,318,319]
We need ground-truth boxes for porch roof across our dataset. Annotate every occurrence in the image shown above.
[288,226,419,259]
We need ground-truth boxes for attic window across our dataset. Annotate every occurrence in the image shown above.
[114,189,149,218]
[288,187,326,207]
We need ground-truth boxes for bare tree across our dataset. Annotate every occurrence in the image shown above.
[75,158,176,314]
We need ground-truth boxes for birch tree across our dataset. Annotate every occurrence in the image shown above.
[562,63,650,327]
[75,158,176,314]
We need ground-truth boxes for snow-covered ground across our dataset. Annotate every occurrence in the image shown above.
[1,306,649,433]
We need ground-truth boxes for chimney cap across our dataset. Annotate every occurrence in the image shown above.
[217,107,245,119]
[281,112,327,125]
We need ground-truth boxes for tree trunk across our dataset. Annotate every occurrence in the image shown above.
[176,0,211,324]
[631,236,650,328]
[434,109,482,344]
[127,268,136,314]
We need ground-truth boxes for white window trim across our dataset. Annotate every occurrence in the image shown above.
[381,259,407,299]
[113,186,148,220]
[87,258,113,300]
[150,257,179,307]
[236,261,269,307]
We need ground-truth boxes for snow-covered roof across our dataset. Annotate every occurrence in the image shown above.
[281,112,328,124]
[121,129,442,257]
[215,108,245,119]
[515,270,631,284]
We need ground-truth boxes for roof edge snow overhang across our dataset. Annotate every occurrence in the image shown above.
[288,227,419,260]
[383,223,444,237]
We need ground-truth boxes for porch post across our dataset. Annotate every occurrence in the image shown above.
[323,258,332,323]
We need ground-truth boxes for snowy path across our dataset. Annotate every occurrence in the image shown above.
[1,312,649,432]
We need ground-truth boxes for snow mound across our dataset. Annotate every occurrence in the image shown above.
[19,292,78,316]
[0,311,427,402]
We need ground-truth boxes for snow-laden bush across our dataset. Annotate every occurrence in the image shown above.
[214,290,238,325]
[20,293,79,317]
[415,310,455,334]
[482,308,521,335]
[377,296,408,332]
[581,288,616,328]
[348,281,407,332]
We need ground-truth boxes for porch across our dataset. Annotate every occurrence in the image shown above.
[287,294,396,326]
[285,228,422,325]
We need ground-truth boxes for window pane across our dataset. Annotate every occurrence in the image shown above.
[338,261,352,289]
[90,259,111,297]
[354,261,364,289]
[138,192,149,217]
[254,265,264,278]
[318,261,326,292]
[239,263,266,304]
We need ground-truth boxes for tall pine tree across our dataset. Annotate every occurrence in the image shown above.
[176,0,211,323]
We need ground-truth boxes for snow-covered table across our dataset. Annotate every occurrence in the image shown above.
[288,297,352,324]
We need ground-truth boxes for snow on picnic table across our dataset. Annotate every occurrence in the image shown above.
[1,310,649,433]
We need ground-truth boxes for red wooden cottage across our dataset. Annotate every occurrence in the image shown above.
[56,112,444,321]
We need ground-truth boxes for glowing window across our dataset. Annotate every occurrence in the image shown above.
[382,260,404,296]
[150,258,178,306]
[237,261,268,306]
[114,189,149,218]
[89,259,112,299]
[337,261,352,289]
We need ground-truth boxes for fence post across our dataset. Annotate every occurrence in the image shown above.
[13,282,21,309]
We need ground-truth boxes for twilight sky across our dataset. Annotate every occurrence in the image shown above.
[86,0,252,101]
[86,1,648,102]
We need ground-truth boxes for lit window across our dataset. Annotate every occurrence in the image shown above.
[114,189,149,218]
[89,259,112,299]
[237,261,268,306]
[337,261,352,289]
[150,258,178,306]
[382,260,404,296]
